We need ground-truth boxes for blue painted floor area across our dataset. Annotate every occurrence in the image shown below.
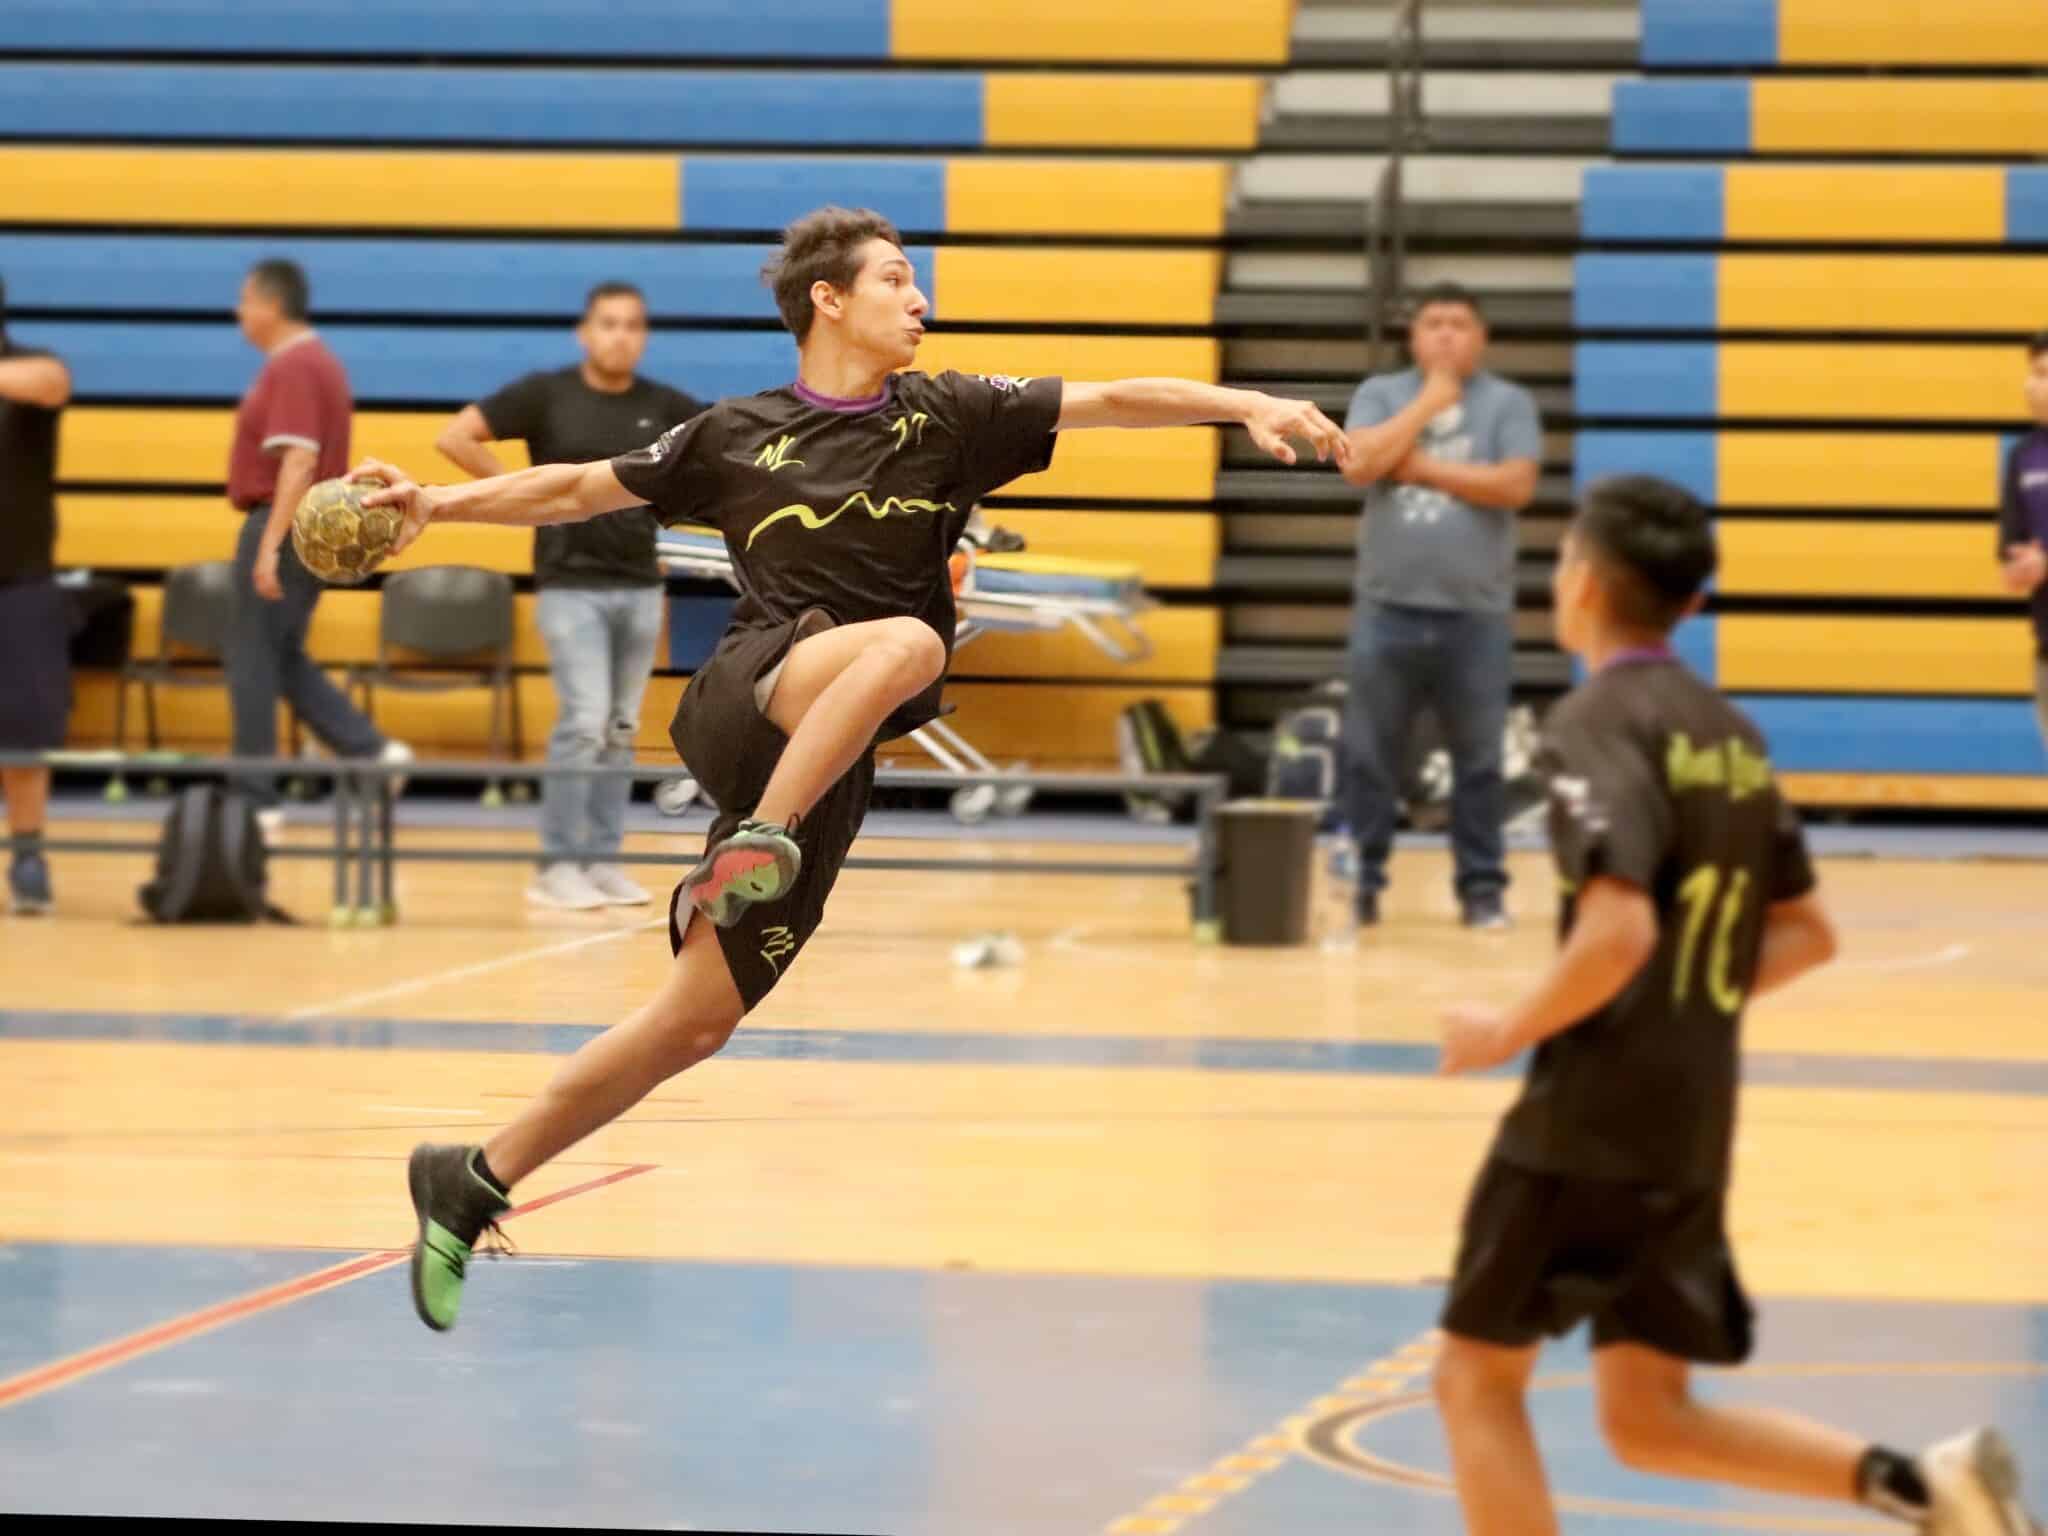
[7,1009,2048,1100]
[2,1248,2042,1533]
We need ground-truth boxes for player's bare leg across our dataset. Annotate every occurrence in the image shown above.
[406,913,744,1332]
[1434,1334,1562,1536]
[683,615,945,926]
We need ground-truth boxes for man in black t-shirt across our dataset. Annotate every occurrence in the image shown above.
[435,282,704,910]
[352,205,1350,1333]
[1431,476,2037,1536]
[0,276,73,916]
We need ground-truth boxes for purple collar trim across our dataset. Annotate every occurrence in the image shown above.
[792,376,893,414]
[1598,645,1676,673]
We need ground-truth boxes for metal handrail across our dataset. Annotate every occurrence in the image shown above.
[1367,0,1428,373]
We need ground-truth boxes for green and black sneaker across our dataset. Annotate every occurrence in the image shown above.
[682,818,802,928]
[407,1144,513,1332]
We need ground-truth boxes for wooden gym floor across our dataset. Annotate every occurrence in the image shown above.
[1,805,2044,1534]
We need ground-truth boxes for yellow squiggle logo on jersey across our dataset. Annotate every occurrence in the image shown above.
[745,492,956,550]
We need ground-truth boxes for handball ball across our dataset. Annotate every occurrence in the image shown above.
[291,474,403,585]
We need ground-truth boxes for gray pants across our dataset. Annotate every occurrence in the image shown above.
[227,506,384,806]
[536,585,664,864]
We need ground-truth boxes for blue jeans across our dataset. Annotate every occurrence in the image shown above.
[536,586,664,865]
[227,506,385,806]
[1341,599,1512,903]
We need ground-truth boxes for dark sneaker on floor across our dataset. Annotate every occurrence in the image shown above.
[1922,1428,2038,1536]
[8,853,52,915]
[407,1144,512,1333]
[683,818,801,928]
[1355,887,1381,927]
[1461,898,1511,932]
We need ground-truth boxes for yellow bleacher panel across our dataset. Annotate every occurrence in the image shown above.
[1718,344,2018,421]
[1780,772,2048,810]
[0,147,678,231]
[1717,616,2034,695]
[982,75,1264,150]
[1718,520,2008,599]
[904,682,1214,766]
[1724,167,2005,244]
[892,0,1292,63]
[933,248,1221,327]
[1720,256,2048,334]
[949,606,1217,684]
[60,409,535,487]
[912,334,1219,384]
[945,160,1231,238]
[1780,1,2048,66]
[1716,432,2000,510]
[1753,80,2048,156]
[1009,428,1215,502]
[983,511,1217,588]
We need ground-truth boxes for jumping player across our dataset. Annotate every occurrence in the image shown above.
[1432,474,2039,1536]
[353,207,1351,1332]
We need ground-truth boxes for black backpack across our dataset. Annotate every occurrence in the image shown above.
[138,784,292,924]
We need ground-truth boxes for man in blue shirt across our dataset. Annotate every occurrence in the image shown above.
[1339,283,1543,929]
[1998,330,2048,753]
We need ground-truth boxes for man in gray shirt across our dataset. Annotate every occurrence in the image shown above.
[1338,283,1542,928]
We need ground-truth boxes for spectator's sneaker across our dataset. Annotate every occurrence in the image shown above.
[1355,887,1381,928]
[526,863,607,910]
[1461,898,1512,932]
[584,864,651,906]
[255,807,287,846]
[683,818,801,928]
[379,739,415,797]
[406,1144,512,1333]
[7,853,52,915]
[1922,1428,2037,1536]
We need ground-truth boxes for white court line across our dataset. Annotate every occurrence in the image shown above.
[1836,942,1971,975]
[364,1106,483,1116]
[283,919,664,1022]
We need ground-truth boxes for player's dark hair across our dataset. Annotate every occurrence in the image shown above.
[246,258,310,322]
[1410,280,1485,323]
[762,206,905,344]
[584,281,646,319]
[1571,474,1718,634]
[2029,329,2048,359]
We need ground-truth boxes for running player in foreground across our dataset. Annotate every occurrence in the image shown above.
[353,206,1351,1332]
[1432,473,2039,1536]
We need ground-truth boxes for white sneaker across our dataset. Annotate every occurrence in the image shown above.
[1923,1428,2037,1536]
[583,864,651,906]
[379,739,414,797]
[256,807,286,845]
[526,862,607,910]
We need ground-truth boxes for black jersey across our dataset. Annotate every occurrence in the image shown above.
[611,369,1062,736]
[1492,655,1817,1190]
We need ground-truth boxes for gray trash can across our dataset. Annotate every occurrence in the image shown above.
[1214,799,1320,946]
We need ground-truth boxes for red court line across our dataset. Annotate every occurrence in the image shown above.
[0,1161,658,1413]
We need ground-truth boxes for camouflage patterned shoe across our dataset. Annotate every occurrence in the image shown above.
[407,1144,512,1332]
[682,818,802,928]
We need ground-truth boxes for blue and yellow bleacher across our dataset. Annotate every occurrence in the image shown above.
[1576,3,2048,807]
[0,0,1265,764]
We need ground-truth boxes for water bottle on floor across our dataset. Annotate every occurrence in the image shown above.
[1317,831,1361,953]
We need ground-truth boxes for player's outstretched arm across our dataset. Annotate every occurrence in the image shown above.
[1439,877,1657,1075]
[1056,379,1351,468]
[1748,892,1838,1000]
[353,457,644,557]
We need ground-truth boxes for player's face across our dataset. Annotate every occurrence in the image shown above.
[2025,350,2048,424]
[837,241,929,368]
[580,294,649,380]
[235,276,281,347]
[1410,301,1486,377]
[1551,530,1597,654]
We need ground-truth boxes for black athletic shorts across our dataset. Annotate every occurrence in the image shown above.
[0,577,72,751]
[1440,1154,1755,1366]
[665,612,876,1014]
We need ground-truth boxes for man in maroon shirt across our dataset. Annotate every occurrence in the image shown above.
[224,259,405,818]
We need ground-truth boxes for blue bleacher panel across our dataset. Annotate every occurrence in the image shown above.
[1572,431,1717,501]
[1572,255,1718,331]
[1611,80,1753,155]
[1574,344,1719,419]
[0,235,941,320]
[680,159,948,235]
[1639,0,1779,68]
[1739,697,2048,776]
[0,64,984,148]
[8,320,799,404]
[0,0,892,59]
[1579,166,1727,242]
[2010,169,2048,244]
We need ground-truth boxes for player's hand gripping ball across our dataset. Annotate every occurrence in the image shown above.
[291,474,403,585]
